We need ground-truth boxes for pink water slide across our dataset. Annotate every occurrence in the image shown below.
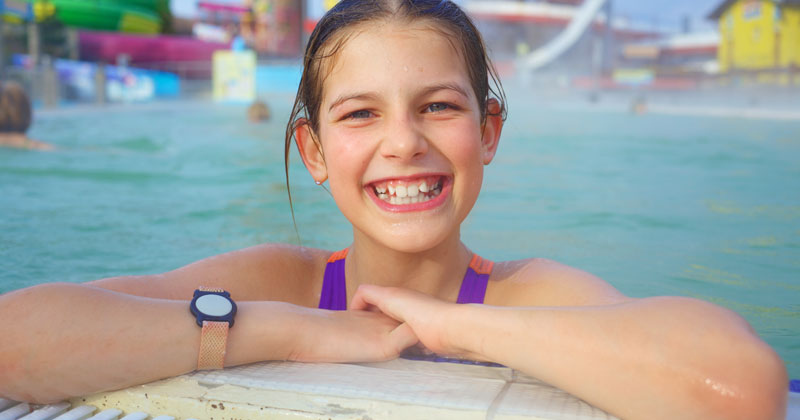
[79,31,231,64]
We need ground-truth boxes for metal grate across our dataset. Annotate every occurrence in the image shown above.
[0,399,193,420]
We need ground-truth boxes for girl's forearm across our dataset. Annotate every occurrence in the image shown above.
[0,283,305,403]
[448,297,787,420]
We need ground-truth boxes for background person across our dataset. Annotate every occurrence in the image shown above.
[0,80,53,151]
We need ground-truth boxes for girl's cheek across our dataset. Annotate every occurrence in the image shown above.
[441,128,483,161]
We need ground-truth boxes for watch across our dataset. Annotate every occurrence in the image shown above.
[190,287,237,370]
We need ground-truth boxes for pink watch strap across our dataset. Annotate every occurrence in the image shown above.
[197,320,229,370]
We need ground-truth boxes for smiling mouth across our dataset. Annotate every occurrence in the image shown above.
[369,176,444,205]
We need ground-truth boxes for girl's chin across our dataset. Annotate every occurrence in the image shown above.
[372,233,449,254]
[355,217,459,254]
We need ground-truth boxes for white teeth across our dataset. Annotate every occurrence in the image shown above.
[373,177,443,205]
[419,181,429,193]
[379,192,433,205]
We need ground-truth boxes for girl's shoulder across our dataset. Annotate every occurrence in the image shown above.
[89,243,335,306]
[185,243,335,304]
[485,258,631,307]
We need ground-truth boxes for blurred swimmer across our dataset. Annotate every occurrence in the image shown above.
[0,81,53,150]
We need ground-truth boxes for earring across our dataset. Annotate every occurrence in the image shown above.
[315,180,322,185]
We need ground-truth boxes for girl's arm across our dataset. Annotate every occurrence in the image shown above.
[351,263,788,420]
[0,283,415,404]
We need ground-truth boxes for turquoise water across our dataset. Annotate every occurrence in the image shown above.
[1,97,798,378]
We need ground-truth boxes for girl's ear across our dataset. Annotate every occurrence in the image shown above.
[295,119,328,184]
[480,98,504,165]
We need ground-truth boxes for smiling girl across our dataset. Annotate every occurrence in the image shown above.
[0,1,788,419]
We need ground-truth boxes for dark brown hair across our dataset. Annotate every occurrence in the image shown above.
[283,0,507,230]
[0,81,32,134]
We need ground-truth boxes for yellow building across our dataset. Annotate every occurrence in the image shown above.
[709,0,800,74]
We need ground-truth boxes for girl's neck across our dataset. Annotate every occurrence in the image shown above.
[345,230,473,301]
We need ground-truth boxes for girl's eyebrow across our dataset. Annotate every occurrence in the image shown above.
[419,82,471,100]
[328,92,379,112]
[327,82,471,113]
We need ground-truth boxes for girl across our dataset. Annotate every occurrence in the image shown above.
[0,1,787,419]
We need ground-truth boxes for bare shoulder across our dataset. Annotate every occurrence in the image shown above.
[485,258,631,307]
[88,243,333,306]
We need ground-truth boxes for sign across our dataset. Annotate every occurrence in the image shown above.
[743,0,761,20]
[213,50,257,102]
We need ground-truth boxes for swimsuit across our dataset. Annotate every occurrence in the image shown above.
[318,248,494,310]
[318,248,502,367]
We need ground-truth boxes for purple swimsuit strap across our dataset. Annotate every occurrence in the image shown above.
[318,249,494,310]
[456,253,494,304]
[318,248,349,311]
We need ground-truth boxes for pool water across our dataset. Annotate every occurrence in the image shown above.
[1,95,798,379]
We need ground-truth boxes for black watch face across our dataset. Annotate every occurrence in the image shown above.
[196,294,233,316]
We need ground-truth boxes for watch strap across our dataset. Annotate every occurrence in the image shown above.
[197,320,229,370]
[195,286,230,370]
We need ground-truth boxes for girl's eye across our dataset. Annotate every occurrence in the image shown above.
[426,103,451,113]
[346,110,373,119]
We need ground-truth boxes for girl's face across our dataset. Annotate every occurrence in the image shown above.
[299,21,502,253]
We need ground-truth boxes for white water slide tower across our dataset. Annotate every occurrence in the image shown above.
[524,0,612,71]
[465,0,615,72]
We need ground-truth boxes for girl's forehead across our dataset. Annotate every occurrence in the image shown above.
[324,20,460,63]
[319,21,471,96]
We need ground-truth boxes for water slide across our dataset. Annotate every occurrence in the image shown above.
[12,0,167,34]
[522,0,609,71]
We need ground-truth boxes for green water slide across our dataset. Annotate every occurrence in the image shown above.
[24,0,169,34]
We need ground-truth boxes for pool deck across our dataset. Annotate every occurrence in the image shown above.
[3,360,619,420]
[644,104,800,121]
[4,361,797,419]
[71,360,618,419]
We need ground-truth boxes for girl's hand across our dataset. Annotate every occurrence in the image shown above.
[350,285,463,358]
[288,307,418,363]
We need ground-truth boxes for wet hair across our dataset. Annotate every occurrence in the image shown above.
[283,0,507,232]
[0,81,32,134]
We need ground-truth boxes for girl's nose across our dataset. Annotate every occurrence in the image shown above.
[379,113,428,161]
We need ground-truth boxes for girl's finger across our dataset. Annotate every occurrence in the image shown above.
[350,284,382,311]
[350,289,371,311]
[389,322,419,354]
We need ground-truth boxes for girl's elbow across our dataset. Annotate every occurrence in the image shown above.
[0,354,76,404]
[732,317,788,420]
[681,299,788,420]
[709,344,788,420]
[745,350,788,420]
[0,283,87,404]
